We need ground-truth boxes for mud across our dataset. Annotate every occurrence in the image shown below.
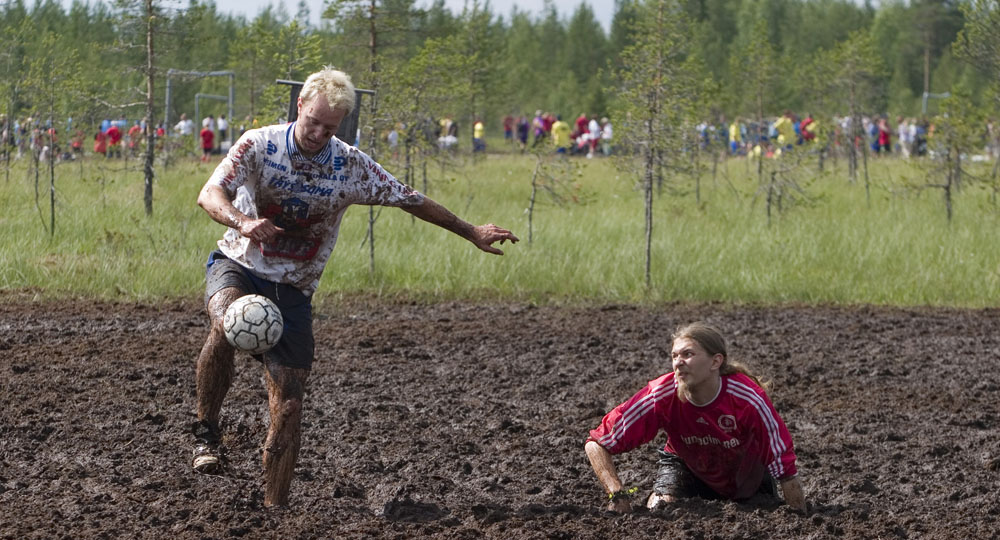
[2,295,999,539]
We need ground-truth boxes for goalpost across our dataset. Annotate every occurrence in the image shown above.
[164,69,235,157]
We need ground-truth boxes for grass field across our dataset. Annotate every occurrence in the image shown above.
[1,148,998,307]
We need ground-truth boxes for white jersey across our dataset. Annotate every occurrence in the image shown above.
[207,122,423,295]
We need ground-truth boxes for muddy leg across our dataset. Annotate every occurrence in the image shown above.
[195,287,242,425]
[261,361,310,507]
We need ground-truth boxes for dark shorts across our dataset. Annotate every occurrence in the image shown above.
[652,450,777,500]
[205,250,314,370]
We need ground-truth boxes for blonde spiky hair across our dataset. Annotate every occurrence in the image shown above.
[300,67,356,113]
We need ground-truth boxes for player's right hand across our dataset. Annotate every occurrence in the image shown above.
[240,218,285,244]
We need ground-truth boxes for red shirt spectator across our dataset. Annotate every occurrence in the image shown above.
[106,124,121,147]
[200,127,214,162]
[94,130,107,155]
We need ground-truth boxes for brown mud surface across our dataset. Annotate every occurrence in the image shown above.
[2,295,999,539]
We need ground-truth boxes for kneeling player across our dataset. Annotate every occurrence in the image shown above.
[585,322,806,513]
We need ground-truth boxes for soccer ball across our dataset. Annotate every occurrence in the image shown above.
[223,294,284,355]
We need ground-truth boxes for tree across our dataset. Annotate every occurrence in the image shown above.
[23,31,83,235]
[0,20,33,182]
[255,19,324,123]
[813,31,885,194]
[325,0,422,274]
[954,0,1000,184]
[610,0,703,287]
[730,15,782,216]
[380,35,472,194]
[926,85,986,220]
[229,12,284,121]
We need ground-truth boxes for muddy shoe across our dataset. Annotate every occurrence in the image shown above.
[192,420,223,474]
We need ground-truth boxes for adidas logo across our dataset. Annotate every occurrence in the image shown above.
[696,417,709,425]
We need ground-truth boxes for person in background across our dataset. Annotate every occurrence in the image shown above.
[587,115,601,158]
[516,115,529,151]
[600,117,613,156]
[200,120,214,163]
[473,118,486,153]
[128,121,143,157]
[551,115,571,154]
[105,121,122,158]
[217,114,229,150]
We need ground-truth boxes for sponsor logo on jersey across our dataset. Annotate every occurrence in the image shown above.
[258,198,325,260]
[717,415,737,433]
[267,141,278,155]
[682,434,740,449]
[268,176,338,196]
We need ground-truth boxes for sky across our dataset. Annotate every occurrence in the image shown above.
[208,0,614,33]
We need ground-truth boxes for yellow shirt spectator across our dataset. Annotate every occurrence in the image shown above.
[773,115,796,146]
[551,120,571,151]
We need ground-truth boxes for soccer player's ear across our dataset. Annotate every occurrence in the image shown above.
[712,354,725,371]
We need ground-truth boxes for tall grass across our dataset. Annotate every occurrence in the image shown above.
[1,150,998,307]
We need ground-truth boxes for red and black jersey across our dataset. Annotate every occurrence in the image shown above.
[589,372,798,500]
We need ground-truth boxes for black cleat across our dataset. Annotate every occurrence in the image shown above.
[192,420,223,474]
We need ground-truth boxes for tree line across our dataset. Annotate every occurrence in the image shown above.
[0,0,994,137]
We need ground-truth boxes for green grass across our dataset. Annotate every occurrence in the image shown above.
[1,150,998,307]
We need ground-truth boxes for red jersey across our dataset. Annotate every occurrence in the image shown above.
[588,372,797,500]
[106,125,121,145]
[128,124,143,147]
[94,130,107,154]
[200,127,214,150]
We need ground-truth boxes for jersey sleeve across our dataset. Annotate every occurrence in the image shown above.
[343,145,423,207]
[207,130,262,197]
[587,375,673,455]
[730,376,798,480]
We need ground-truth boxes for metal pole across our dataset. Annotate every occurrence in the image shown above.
[164,72,172,135]
[228,73,235,145]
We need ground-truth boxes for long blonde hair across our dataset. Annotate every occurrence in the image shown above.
[672,322,770,390]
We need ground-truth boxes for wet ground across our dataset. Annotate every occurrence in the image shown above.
[2,294,999,539]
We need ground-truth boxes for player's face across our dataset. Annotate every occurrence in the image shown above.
[294,94,347,157]
[671,337,721,388]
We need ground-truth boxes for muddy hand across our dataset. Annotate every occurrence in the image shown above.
[473,224,519,255]
[240,218,285,244]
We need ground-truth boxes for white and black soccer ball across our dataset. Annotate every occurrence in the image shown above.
[223,294,284,355]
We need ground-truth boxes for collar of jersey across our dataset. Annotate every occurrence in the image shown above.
[286,122,333,166]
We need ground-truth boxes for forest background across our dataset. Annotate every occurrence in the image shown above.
[1,0,995,139]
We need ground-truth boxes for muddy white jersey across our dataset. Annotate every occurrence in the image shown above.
[207,123,423,295]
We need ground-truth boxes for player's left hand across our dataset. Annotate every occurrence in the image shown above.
[472,224,519,255]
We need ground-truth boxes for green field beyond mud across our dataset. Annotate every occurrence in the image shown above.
[1,151,998,307]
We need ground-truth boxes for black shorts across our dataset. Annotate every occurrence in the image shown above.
[652,450,777,500]
[204,250,314,370]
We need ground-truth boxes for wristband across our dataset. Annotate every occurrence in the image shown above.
[608,487,639,501]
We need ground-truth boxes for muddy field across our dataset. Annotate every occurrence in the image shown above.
[2,294,999,539]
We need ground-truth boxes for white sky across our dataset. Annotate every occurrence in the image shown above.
[209,0,613,33]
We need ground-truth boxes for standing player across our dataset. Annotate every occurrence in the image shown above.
[585,322,806,513]
[192,67,519,507]
[199,121,214,163]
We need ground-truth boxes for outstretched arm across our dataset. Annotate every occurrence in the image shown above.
[585,441,632,513]
[401,196,518,255]
[779,476,806,512]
